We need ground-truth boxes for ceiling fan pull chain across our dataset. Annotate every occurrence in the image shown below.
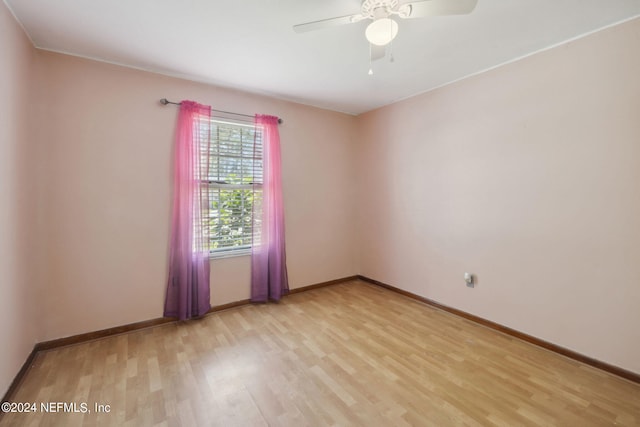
[389,20,395,63]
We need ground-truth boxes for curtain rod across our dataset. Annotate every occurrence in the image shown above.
[160,98,283,124]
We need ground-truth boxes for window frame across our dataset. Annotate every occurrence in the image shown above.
[199,117,263,259]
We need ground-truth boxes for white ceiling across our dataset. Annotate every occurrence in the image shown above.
[5,0,640,115]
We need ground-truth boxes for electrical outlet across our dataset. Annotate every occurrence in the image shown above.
[464,272,474,288]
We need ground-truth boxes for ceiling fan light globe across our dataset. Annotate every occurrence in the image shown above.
[365,18,398,46]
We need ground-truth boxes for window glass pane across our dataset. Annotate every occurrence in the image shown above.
[207,187,261,250]
[206,122,263,185]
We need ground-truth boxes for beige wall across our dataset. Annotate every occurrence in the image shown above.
[356,18,640,373]
[0,2,42,396]
[35,52,358,341]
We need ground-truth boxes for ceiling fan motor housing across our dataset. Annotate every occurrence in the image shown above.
[362,0,399,19]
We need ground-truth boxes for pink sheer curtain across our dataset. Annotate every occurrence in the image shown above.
[251,114,289,302]
[164,101,212,320]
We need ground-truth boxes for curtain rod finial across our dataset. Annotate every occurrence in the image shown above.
[160,98,169,105]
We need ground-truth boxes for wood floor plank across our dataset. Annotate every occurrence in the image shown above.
[2,280,639,426]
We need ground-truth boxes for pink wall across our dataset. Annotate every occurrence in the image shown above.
[0,2,42,396]
[34,52,358,341]
[356,18,640,374]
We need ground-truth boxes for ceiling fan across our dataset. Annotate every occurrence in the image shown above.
[294,0,478,67]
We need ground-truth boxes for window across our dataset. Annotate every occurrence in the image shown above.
[199,118,262,257]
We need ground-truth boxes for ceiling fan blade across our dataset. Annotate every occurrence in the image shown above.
[371,45,386,61]
[293,14,364,33]
[399,0,478,19]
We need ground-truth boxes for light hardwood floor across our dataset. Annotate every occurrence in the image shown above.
[2,280,639,426]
